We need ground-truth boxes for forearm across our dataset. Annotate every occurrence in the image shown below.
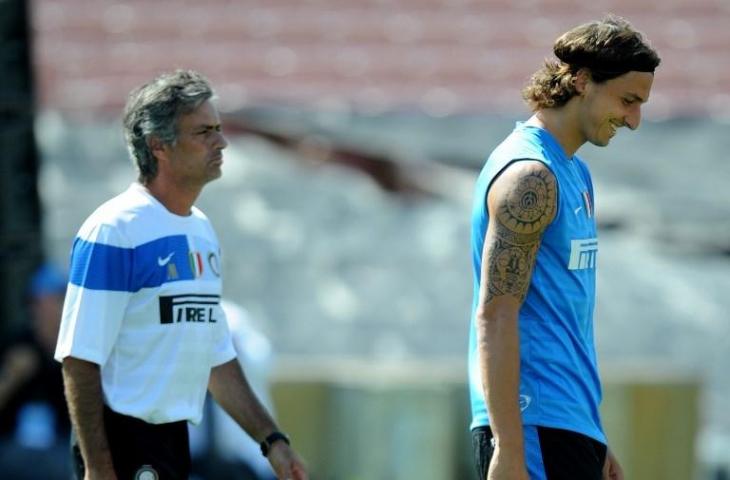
[478,308,524,453]
[209,359,278,442]
[62,357,115,474]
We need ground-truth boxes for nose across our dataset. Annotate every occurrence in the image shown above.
[625,105,641,130]
[215,130,228,150]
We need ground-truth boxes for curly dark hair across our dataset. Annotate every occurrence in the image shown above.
[522,15,661,111]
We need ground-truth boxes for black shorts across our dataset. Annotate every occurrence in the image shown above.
[71,405,191,480]
[472,425,607,480]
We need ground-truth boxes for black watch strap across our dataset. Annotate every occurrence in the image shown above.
[260,431,290,457]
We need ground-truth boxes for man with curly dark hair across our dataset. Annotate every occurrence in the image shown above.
[468,16,660,480]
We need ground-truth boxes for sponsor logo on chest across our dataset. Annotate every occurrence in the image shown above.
[158,294,221,324]
[568,238,598,270]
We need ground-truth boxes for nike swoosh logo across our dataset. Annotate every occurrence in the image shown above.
[157,252,175,266]
[574,206,583,215]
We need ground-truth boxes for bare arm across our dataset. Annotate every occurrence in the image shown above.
[208,359,279,441]
[62,357,117,480]
[209,359,308,480]
[476,161,556,477]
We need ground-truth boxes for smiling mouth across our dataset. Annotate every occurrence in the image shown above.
[608,125,616,137]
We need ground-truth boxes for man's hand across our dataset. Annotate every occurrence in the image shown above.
[603,447,624,480]
[487,446,529,480]
[267,441,308,480]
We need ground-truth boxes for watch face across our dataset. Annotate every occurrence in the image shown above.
[134,465,159,480]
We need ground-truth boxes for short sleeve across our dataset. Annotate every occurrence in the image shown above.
[54,223,133,365]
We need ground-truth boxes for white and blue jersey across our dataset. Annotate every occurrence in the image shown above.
[55,183,236,425]
[468,122,606,444]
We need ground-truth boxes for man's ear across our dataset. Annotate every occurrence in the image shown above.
[573,68,592,95]
[148,136,167,162]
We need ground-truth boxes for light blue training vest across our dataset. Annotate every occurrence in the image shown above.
[468,122,605,444]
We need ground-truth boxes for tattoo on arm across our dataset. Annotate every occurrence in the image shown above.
[485,166,556,304]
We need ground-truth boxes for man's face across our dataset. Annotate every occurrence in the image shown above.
[579,71,654,147]
[161,99,228,187]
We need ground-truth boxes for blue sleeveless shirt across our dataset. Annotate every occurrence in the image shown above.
[468,122,605,444]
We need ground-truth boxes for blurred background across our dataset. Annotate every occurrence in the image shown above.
[1,0,729,479]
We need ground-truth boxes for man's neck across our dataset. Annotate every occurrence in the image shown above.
[142,178,201,216]
[531,107,585,158]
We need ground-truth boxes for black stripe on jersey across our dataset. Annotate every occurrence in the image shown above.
[159,294,221,324]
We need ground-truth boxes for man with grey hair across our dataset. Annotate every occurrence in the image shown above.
[56,70,308,480]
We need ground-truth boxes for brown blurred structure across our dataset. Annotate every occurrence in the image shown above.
[31,0,730,119]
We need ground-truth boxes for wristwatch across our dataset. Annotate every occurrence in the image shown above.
[260,431,290,457]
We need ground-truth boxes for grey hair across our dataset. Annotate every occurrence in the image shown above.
[122,70,214,184]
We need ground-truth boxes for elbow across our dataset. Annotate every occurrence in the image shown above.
[476,304,514,327]
[475,306,491,329]
[475,303,520,344]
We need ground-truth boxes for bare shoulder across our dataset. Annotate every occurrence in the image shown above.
[488,160,557,243]
[481,160,556,304]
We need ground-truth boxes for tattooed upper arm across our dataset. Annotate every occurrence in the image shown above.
[482,161,557,305]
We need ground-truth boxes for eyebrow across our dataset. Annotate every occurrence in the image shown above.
[193,124,222,132]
